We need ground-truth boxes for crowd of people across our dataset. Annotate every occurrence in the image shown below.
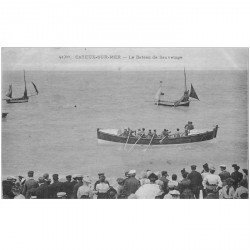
[2,163,248,199]
[120,121,194,139]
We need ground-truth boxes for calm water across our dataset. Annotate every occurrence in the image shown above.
[1,70,248,182]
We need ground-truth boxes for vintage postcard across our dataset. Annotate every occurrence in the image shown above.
[1,47,248,199]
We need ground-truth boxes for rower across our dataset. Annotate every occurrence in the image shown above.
[175,128,181,138]
[161,129,167,138]
[189,122,194,130]
[153,129,157,137]
[141,128,146,138]
[147,130,153,138]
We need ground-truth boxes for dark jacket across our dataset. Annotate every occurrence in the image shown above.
[22,178,39,198]
[219,171,231,182]
[188,171,203,189]
[231,171,243,188]
[36,183,49,199]
[123,177,140,197]
[159,176,169,194]
[48,181,63,199]
[63,181,75,199]
[2,180,15,199]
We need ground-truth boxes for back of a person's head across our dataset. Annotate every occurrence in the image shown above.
[172,174,177,181]
[28,171,34,177]
[182,172,188,179]
[52,174,59,181]
[191,165,197,171]
[161,171,168,177]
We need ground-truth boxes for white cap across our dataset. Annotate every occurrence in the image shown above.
[169,190,180,195]
[128,170,136,175]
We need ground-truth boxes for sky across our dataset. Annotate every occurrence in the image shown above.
[1,47,248,71]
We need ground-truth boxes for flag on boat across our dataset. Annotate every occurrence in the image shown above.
[31,82,39,95]
[189,84,199,100]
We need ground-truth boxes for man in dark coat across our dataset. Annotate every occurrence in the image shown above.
[2,176,16,199]
[188,165,202,199]
[48,174,63,199]
[160,171,169,194]
[22,171,39,198]
[36,177,49,199]
[63,175,75,199]
[231,164,243,189]
[123,170,140,198]
[219,165,231,184]
[72,175,83,199]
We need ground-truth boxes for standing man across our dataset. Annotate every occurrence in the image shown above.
[48,174,63,199]
[218,165,231,185]
[123,170,140,198]
[72,175,83,199]
[63,175,75,199]
[231,164,243,190]
[188,165,203,199]
[94,173,110,199]
[160,171,169,195]
[22,171,39,199]
[202,167,222,198]
[36,177,49,199]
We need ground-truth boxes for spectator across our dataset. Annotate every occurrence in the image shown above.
[231,164,243,189]
[188,165,202,199]
[48,174,63,199]
[36,177,49,199]
[72,175,84,199]
[123,170,140,198]
[219,178,235,199]
[77,175,93,199]
[179,172,194,199]
[22,171,39,199]
[94,173,110,199]
[234,180,248,199]
[63,175,75,199]
[2,176,16,199]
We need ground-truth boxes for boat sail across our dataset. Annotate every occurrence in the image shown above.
[154,68,199,107]
[5,70,38,104]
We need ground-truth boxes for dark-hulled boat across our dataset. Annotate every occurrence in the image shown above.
[5,71,38,104]
[154,68,199,107]
[2,112,8,118]
[97,126,218,146]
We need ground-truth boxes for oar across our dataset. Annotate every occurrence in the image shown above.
[124,131,131,150]
[159,134,170,144]
[128,135,142,152]
[143,135,155,152]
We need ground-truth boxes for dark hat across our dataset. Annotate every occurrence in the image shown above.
[164,129,167,131]
[161,171,168,176]
[28,171,34,175]
[52,174,59,179]
[142,128,145,130]
[116,178,124,184]
[66,175,72,179]
[181,168,187,174]
[191,165,197,170]
[154,129,156,132]
[148,173,158,180]
[38,177,45,183]
[232,164,240,170]
[203,163,208,168]
[98,173,105,176]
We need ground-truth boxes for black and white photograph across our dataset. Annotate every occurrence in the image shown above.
[1,47,248,199]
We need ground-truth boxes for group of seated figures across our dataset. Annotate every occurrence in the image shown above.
[120,121,194,139]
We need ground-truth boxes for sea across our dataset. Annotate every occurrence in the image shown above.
[1,70,248,184]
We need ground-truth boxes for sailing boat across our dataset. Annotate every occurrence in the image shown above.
[154,68,199,107]
[5,70,38,104]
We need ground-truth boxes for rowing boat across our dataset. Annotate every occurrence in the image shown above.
[97,126,219,145]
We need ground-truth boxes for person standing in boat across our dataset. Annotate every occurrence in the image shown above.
[174,128,181,138]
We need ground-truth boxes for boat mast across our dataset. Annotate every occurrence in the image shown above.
[23,70,28,98]
[184,67,187,92]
